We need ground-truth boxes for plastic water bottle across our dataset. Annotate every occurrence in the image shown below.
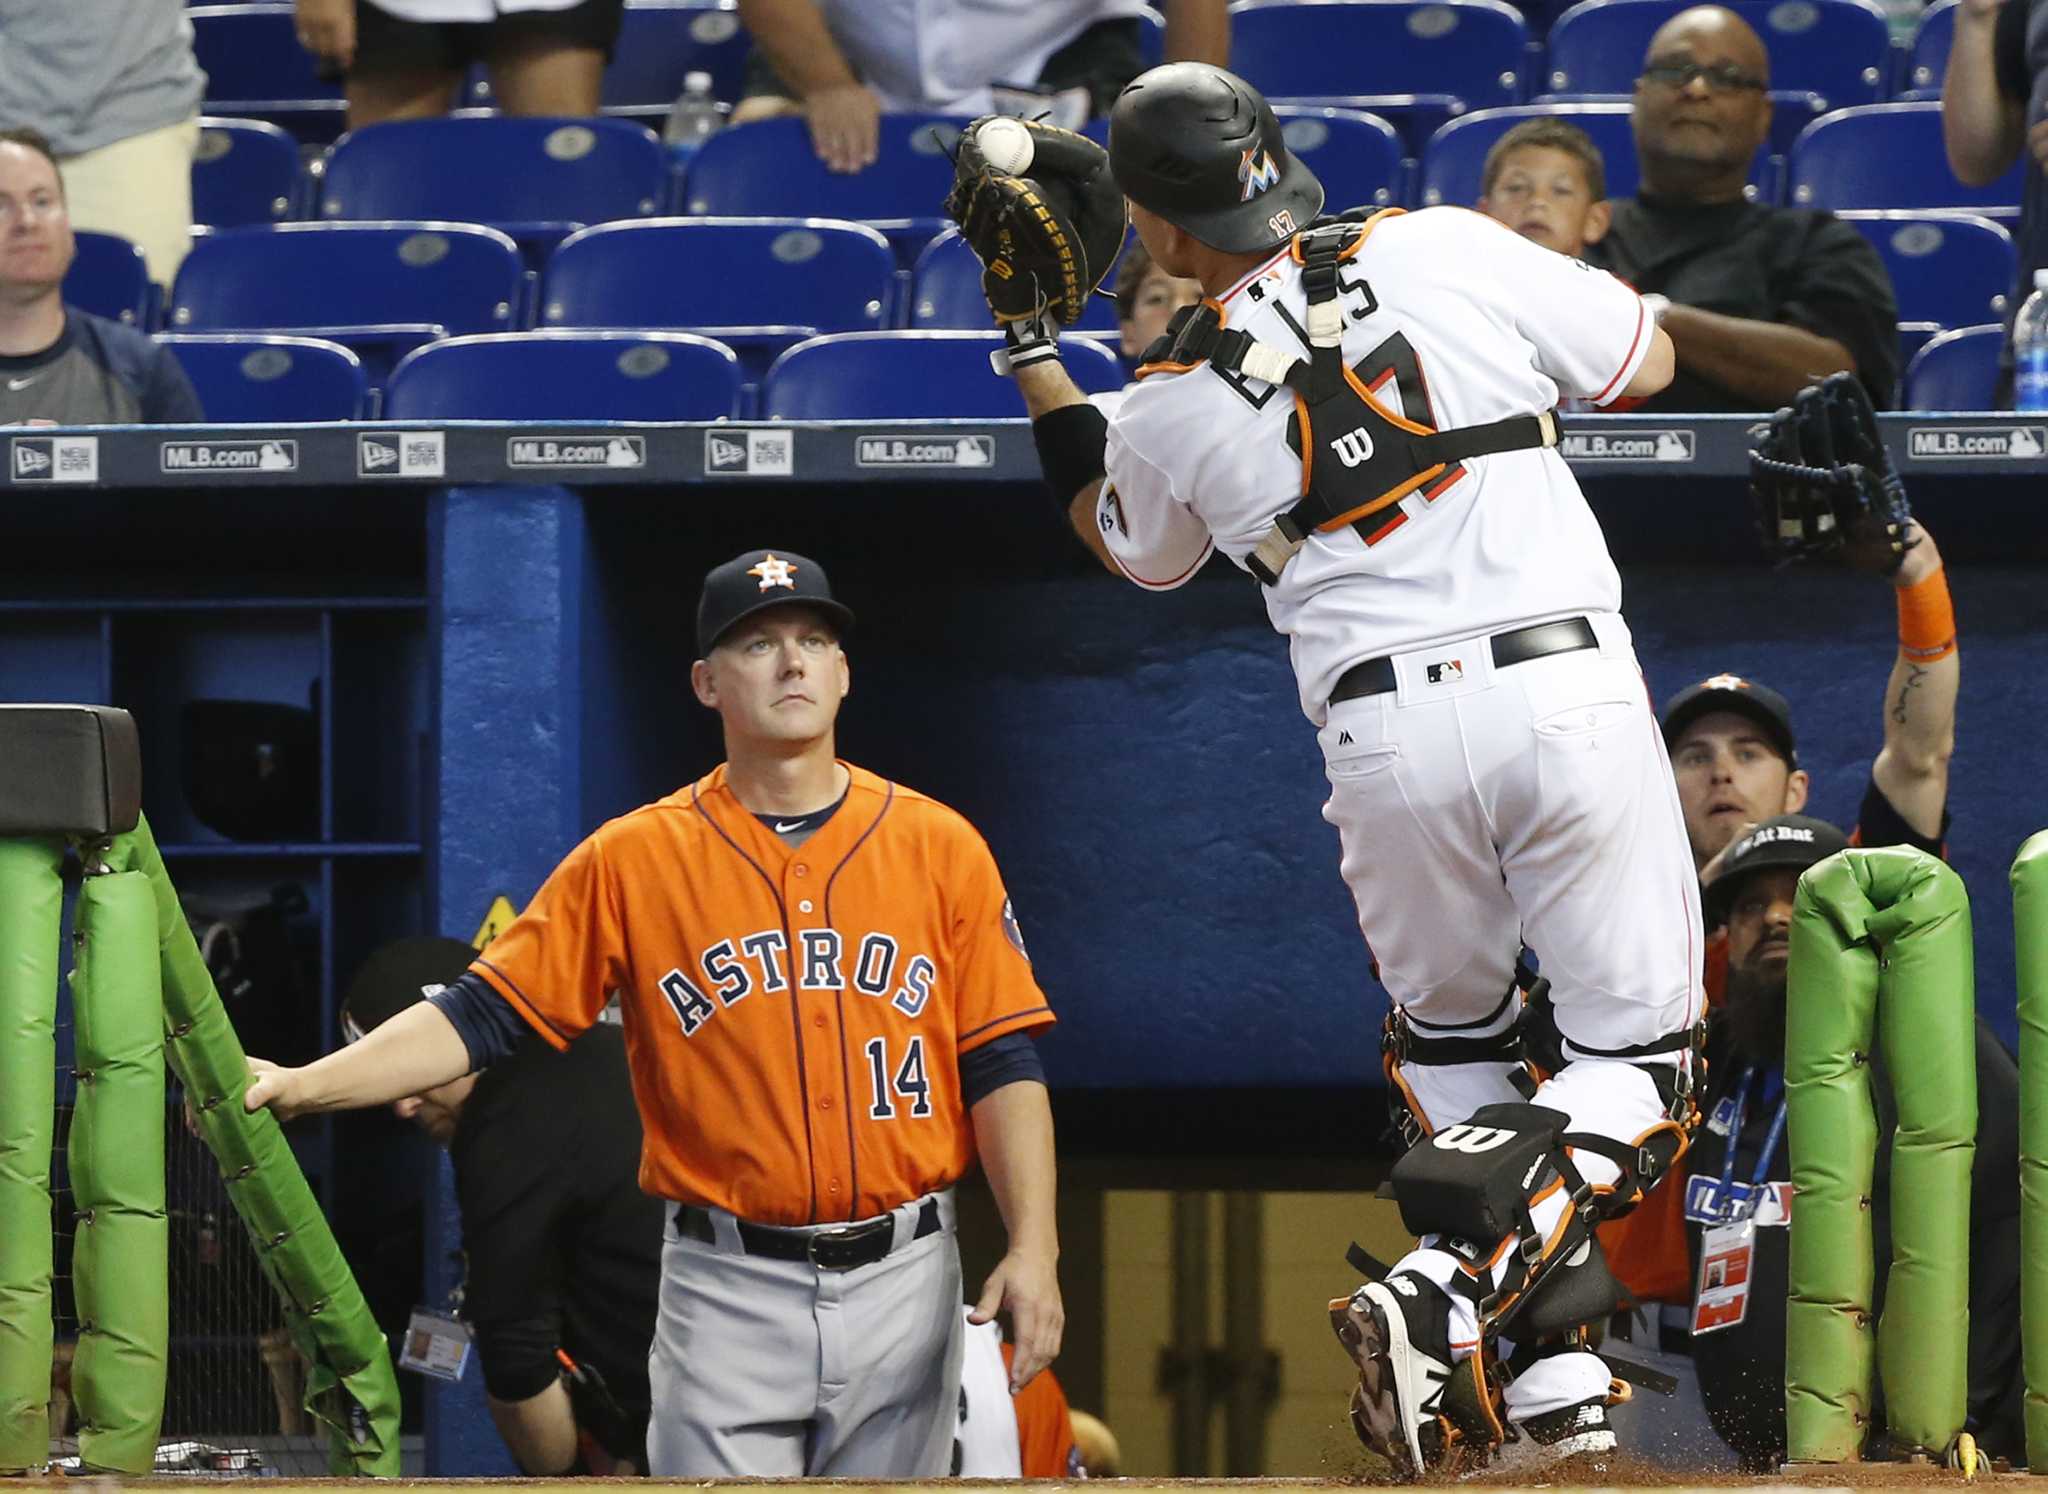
[2014,268,2048,412]
[663,71,723,155]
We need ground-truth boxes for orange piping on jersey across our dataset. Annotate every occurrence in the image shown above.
[1134,295,1231,379]
[1592,298,1650,405]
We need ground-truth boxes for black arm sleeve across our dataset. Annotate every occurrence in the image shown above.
[427,970,530,1071]
[1851,771,1948,858]
[1996,0,2031,104]
[959,1029,1045,1106]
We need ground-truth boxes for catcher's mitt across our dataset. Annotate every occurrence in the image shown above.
[943,116,1127,328]
[1747,372,1915,574]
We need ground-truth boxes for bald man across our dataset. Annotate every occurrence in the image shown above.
[1584,5,1898,413]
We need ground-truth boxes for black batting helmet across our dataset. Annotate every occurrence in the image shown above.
[1108,63,1325,254]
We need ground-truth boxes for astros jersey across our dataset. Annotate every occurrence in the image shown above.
[470,762,1054,1225]
[1098,207,1654,722]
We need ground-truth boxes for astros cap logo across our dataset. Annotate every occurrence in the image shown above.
[747,554,798,591]
[1238,148,1280,202]
[1702,673,1750,692]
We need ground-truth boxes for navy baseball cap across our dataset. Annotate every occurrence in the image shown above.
[340,935,478,1043]
[1660,674,1797,766]
[1702,814,1851,924]
[695,549,855,657]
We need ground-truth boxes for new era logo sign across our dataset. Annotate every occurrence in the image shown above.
[11,436,96,483]
[703,429,794,476]
[14,443,49,476]
[707,435,747,471]
[358,431,446,478]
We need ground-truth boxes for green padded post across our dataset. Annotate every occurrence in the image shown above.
[1785,847,1974,1463]
[2011,832,2048,1471]
[68,867,167,1474]
[0,839,63,1472]
[108,816,400,1476]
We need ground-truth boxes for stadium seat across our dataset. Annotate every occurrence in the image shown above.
[910,230,1122,334]
[677,115,964,261]
[1902,323,2002,410]
[66,232,154,327]
[1903,0,1957,95]
[1787,103,2026,212]
[382,331,742,419]
[168,222,526,382]
[1277,108,1406,213]
[760,332,1125,418]
[1421,104,1639,206]
[466,0,751,115]
[193,118,301,228]
[1541,0,1890,109]
[159,334,368,421]
[319,117,667,260]
[1228,0,1529,111]
[189,4,347,140]
[1838,212,2015,344]
[540,218,894,373]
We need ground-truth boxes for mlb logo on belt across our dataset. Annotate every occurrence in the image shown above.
[1426,660,1464,685]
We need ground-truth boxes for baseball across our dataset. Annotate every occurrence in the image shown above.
[977,117,1035,176]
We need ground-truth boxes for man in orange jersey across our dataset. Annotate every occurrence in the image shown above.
[244,547,1063,1479]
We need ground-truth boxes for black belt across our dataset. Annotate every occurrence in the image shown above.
[1328,616,1599,706]
[673,1198,940,1270]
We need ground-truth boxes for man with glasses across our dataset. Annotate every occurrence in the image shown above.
[1585,5,1899,412]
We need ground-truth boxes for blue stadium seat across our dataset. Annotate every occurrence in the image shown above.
[677,115,963,261]
[66,232,154,326]
[189,4,347,141]
[1277,108,1406,213]
[540,218,894,374]
[1838,212,2015,347]
[1904,0,1957,96]
[466,0,751,115]
[193,118,301,228]
[910,230,1123,334]
[1228,0,1529,111]
[168,222,526,383]
[1787,103,2025,212]
[158,334,368,421]
[1541,0,1891,110]
[1420,103,1640,206]
[761,332,1125,418]
[1902,323,2002,410]
[383,331,742,419]
[320,117,666,260]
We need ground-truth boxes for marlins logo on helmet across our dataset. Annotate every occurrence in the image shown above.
[1238,148,1281,201]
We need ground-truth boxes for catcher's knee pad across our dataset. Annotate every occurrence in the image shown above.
[1380,978,1530,1150]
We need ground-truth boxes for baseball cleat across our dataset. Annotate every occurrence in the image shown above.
[1328,1275,1466,1479]
[1490,1379,1625,1479]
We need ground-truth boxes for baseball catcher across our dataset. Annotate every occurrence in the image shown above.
[943,115,1128,372]
[1747,372,1916,574]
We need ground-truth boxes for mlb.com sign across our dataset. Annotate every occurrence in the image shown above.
[1557,430,1695,463]
[1908,425,2046,459]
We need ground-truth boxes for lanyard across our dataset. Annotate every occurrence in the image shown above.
[1716,1066,1789,1209]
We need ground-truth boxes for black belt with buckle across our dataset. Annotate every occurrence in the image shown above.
[1328,616,1599,707]
[674,1198,940,1270]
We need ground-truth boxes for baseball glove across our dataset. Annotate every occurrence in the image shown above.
[943,116,1127,328]
[1747,373,1915,574]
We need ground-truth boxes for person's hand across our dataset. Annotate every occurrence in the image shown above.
[970,1247,1063,1391]
[803,82,881,173]
[244,1058,312,1121]
[1894,519,1943,588]
[2026,116,2048,169]
[1697,822,1759,889]
[294,0,356,70]
[1959,0,2007,21]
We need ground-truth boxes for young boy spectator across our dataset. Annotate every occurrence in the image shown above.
[1113,236,1202,369]
[1478,118,1613,260]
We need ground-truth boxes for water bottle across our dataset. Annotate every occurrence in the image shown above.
[2014,268,2048,412]
[663,71,723,155]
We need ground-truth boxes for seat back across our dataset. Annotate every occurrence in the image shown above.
[1420,103,1638,205]
[678,116,963,239]
[1276,108,1406,214]
[1787,102,2025,211]
[159,334,368,421]
[1838,211,2016,331]
[383,331,742,419]
[1543,0,1890,108]
[1901,323,2003,409]
[602,0,752,107]
[189,4,346,138]
[910,230,1124,333]
[1228,0,1528,108]
[1905,0,1958,95]
[193,118,302,228]
[320,117,666,226]
[67,233,155,327]
[761,332,1124,419]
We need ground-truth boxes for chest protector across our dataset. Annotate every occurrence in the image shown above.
[1136,211,1564,586]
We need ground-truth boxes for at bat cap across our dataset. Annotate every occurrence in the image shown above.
[1702,814,1851,925]
[1660,674,1797,767]
[1109,63,1325,254]
[340,935,479,1044]
[696,548,855,657]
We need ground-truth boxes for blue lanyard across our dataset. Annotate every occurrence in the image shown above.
[1717,1067,1789,1206]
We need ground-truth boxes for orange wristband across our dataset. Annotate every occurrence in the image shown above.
[1897,565,1956,662]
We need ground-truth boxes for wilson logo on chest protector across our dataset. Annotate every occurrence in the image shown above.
[1330,427,1376,467]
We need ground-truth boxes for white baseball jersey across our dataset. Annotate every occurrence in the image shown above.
[818,0,1153,115]
[953,1312,1022,1477]
[1099,207,1654,723]
[366,0,580,21]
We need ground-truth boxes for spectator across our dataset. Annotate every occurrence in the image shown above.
[1682,815,2022,1470]
[0,0,203,288]
[730,0,1229,171]
[292,0,624,130]
[1478,118,1613,259]
[1112,235,1202,372]
[342,936,663,1475]
[1940,0,2040,404]
[1584,5,1899,411]
[0,131,202,425]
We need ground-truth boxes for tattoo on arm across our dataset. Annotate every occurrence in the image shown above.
[1890,663,1930,727]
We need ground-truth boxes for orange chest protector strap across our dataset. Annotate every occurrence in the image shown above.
[1140,223,1562,585]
